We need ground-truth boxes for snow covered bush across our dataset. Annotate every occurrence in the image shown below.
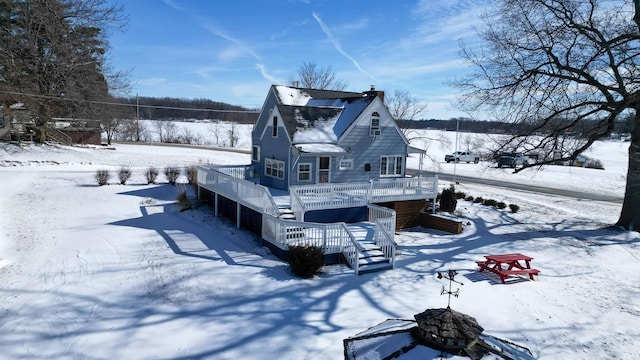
[95,169,110,186]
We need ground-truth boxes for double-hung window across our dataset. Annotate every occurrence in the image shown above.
[380,155,403,176]
[298,163,311,181]
[265,158,284,179]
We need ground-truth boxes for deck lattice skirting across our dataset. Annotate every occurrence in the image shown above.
[197,165,438,274]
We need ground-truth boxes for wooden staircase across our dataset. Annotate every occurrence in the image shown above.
[46,128,72,145]
[356,240,394,274]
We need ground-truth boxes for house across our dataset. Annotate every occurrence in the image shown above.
[197,85,440,275]
[251,85,424,191]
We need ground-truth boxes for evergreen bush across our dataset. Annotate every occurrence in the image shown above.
[288,244,323,278]
[496,201,507,209]
[439,187,457,213]
[483,198,497,207]
[509,204,520,213]
[474,196,484,203]
[465,195,474,202]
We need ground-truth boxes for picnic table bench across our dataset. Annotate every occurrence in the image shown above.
[476,253,540,283]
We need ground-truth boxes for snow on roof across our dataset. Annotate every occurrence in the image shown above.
[275,86,313,106]
[294,143,348,154]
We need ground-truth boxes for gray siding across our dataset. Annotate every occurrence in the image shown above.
[333,100,407,183]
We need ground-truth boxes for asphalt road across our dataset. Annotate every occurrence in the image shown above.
[114,141,623,204]
[407,168,624,204]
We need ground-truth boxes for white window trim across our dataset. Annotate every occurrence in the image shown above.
[370,112,381,137]
[380,155,404,177]
[297,163,312,182]
[265,158,285,179]
[339,158,354,170]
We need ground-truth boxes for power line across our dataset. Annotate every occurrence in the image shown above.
[0,90,260,114]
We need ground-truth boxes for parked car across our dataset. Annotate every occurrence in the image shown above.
[497,153,529,168]
[445,151,480,163]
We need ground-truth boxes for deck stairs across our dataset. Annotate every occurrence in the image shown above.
[47,128,72,145]
[356,240,393,274]
[278,206,393,275]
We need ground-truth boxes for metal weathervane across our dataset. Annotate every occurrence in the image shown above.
[437,270,464,308]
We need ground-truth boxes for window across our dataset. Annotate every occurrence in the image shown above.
[252,145,260,162]
[370,112,380,136]
[339,159,353,170]
[318,156,330,183]
[265,158,284,179]
[380,155,403,176]
[272,116,278,137]
[298,163,311,181]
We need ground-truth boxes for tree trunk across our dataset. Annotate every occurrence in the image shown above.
[616,112,640,230]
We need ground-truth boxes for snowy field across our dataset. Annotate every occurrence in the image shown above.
[0,137,638,359]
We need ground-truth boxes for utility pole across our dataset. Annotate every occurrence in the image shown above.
[136,93,140,142]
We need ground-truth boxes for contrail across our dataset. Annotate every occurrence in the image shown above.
[312,12,374,80]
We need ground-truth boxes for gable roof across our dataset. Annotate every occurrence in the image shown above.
[271,85,377,146]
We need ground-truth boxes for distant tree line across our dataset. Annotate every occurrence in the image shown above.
[116,96,258,124]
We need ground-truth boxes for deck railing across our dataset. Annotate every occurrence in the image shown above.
[370,177,438,203]
[373,222,396,269]
[197,165,280,217]
[368,204,396,236]
[290,176,437,218]
[262,214,353,249]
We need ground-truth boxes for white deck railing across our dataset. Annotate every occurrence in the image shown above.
[197,165,280,217]
[290,176,437,219]
[373,222,396,269]
[370,177,438,203]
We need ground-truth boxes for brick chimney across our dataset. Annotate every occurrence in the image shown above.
[365,85,384,101]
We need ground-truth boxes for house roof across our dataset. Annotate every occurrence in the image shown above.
[294,143,348,154]
[273,85,377,146]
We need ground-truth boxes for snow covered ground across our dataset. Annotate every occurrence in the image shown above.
[0,139,638,359]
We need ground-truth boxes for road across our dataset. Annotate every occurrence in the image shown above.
[115,141,623,204]
[407,168,624,204]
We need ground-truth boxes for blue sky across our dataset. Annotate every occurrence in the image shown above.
[108,0,490,119]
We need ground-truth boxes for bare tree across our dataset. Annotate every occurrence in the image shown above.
[287,62,348,90]
[227,122,240,148]
[456,0,640,230]
[385,90,428,141]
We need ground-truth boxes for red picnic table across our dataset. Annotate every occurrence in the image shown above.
[476,253,540,283]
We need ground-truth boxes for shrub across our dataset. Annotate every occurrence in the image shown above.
[118,166,132,185]
[473,196,484,203]
[185,165,198,192]
[146,167,159,184]
[509,204,520,213]
[483,198,497,207]
[455,191,466,199]
[176,185,192,211]
[95,169,110,186]
[165,166,181,185]
[465,195,474,202]
[585,159,605,170]
[288,244,323,278]
[496,201,507,209]
[439,187,457,213]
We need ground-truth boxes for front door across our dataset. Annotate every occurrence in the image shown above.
[318,156,330,183]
